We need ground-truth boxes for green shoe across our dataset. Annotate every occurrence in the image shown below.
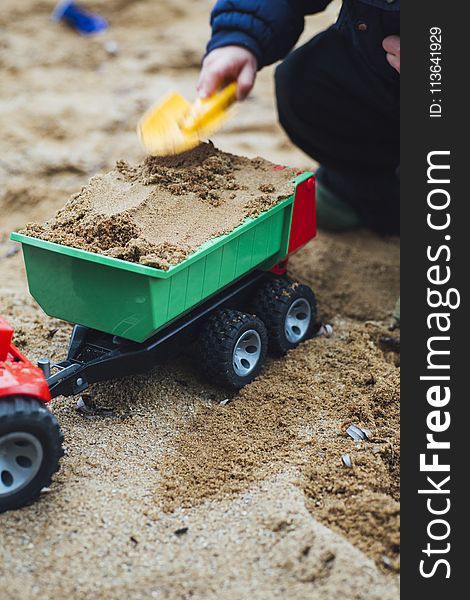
[315,179,363,231]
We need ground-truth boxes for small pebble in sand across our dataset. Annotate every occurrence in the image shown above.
[104,40,119,55]
[315,323,334,338]
[346,425,371,442]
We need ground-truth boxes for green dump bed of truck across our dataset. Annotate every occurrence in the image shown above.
[11,173,311,343]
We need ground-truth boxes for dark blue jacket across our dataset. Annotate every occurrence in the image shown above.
[206,0,400,78]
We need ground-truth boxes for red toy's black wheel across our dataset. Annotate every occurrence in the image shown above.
[252,278,317,356]
[0,396,64,513]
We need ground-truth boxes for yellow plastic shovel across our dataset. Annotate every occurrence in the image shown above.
[137,82,237,157]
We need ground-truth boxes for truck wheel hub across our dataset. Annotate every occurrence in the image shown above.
[0,432,43,497]
[233,330,262,377]
[285,298,311,343]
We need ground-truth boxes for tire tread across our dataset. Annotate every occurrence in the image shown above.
[199,309,267,388]
[252,277,317,356]
[0,396,64,512]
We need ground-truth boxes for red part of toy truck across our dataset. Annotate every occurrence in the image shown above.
[0,317,51,402]
[0,317,63,514]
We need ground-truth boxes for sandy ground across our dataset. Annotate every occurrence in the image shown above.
[0,1,400,598]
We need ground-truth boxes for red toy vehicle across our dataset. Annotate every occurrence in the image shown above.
[0,317,63,512]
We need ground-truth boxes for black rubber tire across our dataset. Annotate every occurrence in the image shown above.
[199,309,268,389]
[252,277,317,356]
[0,396,64,513]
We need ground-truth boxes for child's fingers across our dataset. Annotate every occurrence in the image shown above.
[386,52,400,73]
[197,47,257,99]
[382,35,400,74]
[197,65,223,98]
[382,35,400,55]
[236,62,256,101]
[197,55,228,98]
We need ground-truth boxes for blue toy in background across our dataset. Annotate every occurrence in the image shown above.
[51,1,108,35]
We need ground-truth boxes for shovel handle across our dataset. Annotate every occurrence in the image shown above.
[206,81,237,110]
[183,82,237,132]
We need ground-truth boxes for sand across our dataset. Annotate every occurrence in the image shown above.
[21,143,297,270]
[0,1,399,598]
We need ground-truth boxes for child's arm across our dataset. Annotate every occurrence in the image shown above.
[198,0,332,100]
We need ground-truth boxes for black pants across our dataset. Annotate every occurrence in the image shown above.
[275,27,400,234]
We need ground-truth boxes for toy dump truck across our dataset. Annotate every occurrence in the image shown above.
[1,171,317,511]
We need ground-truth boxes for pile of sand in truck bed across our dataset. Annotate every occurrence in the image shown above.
[21,142,297,270]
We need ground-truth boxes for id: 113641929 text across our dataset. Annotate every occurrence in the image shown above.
[429,27,443,118]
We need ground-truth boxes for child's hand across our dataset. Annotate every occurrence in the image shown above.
[383,35,400,74]
[198,46,258,101]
